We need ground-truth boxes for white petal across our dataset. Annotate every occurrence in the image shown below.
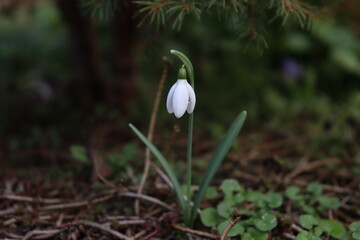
[172,80,189,118]
[185,81,196,113]
[166,81,178,114]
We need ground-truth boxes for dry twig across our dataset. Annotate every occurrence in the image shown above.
[0,194,62,204]
[136,57,172,215]
[118,191,175,211]
[219,210,241,240]
[78,220,134,240]
[172,224,218,239]
[40,194,114,211]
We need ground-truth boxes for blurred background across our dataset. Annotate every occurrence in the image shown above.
[0,0,360,173]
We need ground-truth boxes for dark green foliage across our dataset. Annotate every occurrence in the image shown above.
[81,0,120,22]
[200,179,281,238]
[80,0,334,48]
[285,183,341,215]
[200,179,358,239]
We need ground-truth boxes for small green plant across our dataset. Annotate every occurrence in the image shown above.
[294,220,360,240]
[69,143,138,180]
[200,179,282,238]
[285,182,341,215]
[350,222,360,240]
[296,218,347,239]
[70,145,90,165]
[129,50,247,227]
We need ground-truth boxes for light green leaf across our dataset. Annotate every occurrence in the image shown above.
[317,196,340,210]
[217,201,235,218]
[267,193,283,208]
[220,179,241,196]
[353,232,360,240]
[285,185,301,200]
[349,221,360,232]
[299,214,319,229]
[254,212,277,231]
[295,231,321,240]
[69,145,89,164]
[128,124,186,213]
[331,48,360,76]
[306,182,323,196]
[246,191,264,203]
[235,193,245,205]
[243,228,268,240]
[190,111,247,226]
[205,186,218,199]
[314,226,323,236]
[253,233,268,240]
[200,207,219,227]
[318,219,346,239]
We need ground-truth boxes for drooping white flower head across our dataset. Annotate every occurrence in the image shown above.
[166,68,196,118]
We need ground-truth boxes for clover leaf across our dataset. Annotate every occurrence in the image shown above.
[306,182,323,196]
[299,214,319,229]
[318,219,346,239]
[317,196,340,210]
[267,193,283,208]
[217,201,236,218]
[349,221,360,240]
[254,212,277,231]
[295,231,322,240]
[285,185,301,200]
[220,179,242,196]
[205,186,218,199]
[200,207,219,227]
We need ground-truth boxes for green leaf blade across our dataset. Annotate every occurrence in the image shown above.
[190,111,247,226]
[128,123,186,213]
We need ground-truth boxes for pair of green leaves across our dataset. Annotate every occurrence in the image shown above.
[129,110,246,225]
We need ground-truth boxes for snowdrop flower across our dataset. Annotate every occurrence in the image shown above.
[166,68,196,118]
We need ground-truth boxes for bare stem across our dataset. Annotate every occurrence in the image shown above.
[135,57,172,215]
[220,210,241,240]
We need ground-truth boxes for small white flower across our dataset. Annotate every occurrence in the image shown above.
[166,79,196,118]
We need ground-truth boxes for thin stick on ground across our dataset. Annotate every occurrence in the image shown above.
[150,161,173,189]
[78,220,134,240]
[172,224,218,239]
[0,194,62,204]
[118,191,174,211]
[135,57,172,215]
[90,149,124,192]
[40,194,114,211]
[22,229,66,240]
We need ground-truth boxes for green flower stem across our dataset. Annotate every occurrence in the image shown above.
[185,105,194,226]
[170,50,195,226]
